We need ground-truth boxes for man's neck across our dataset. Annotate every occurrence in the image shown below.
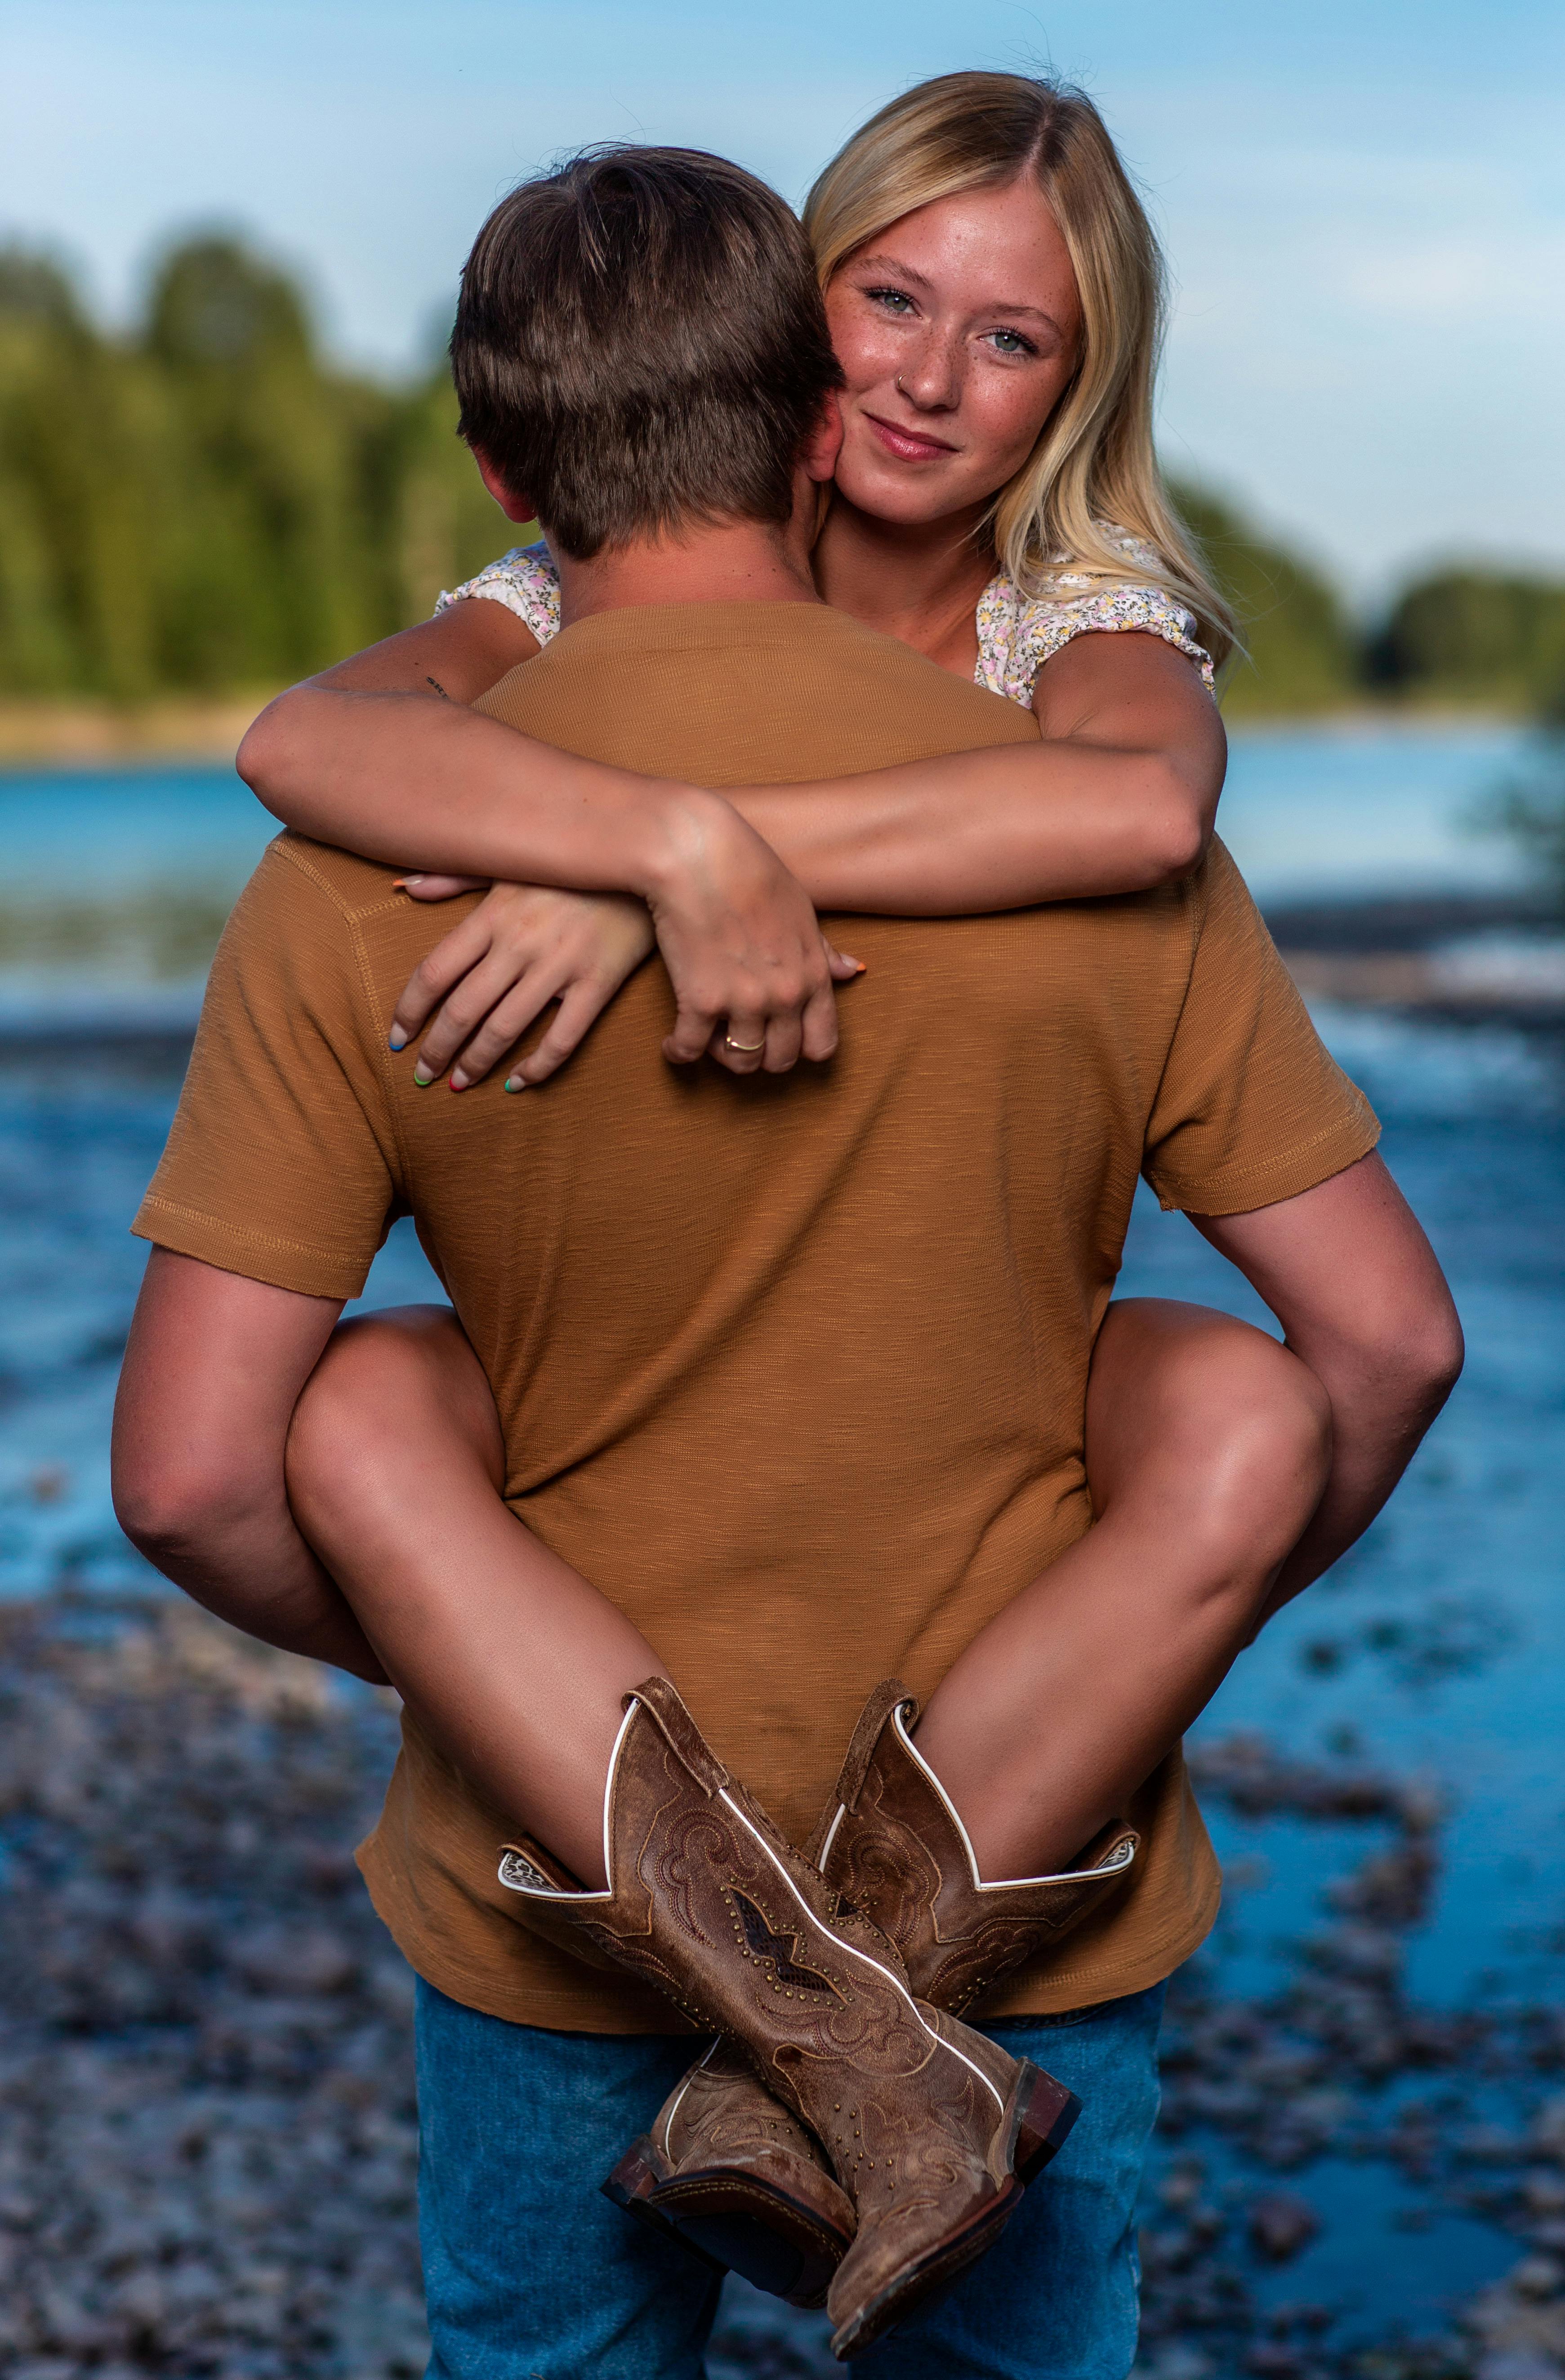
[553,514,821,630]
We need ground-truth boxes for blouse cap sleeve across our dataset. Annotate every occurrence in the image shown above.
[435,542,562,647]
[978,532,1216,706]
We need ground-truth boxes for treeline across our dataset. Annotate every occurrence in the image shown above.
[0,238,500,701]
[2,232,1563,716]
[1172,485,1565,718]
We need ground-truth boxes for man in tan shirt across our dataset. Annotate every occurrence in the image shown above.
[114,150,1459,2379]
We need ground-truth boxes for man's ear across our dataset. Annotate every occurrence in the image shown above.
[472,448,538,525]
[803,390,843,485]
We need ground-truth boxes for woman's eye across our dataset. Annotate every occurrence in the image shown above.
[985,329,1037,357]
[865,286,916,315]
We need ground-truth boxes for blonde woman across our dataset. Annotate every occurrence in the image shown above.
[222,81,1454,2366]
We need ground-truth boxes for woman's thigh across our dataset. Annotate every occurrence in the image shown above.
[415,1982,723,2380]
[861,1984,1167,2380]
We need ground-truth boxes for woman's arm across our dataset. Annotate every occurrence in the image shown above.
[241,602,1218,1088]
[241,610,855,1078]
[242,608,1222,918]
[741,628,1226,911]
[246,610,830,931]
[305,596,544,701]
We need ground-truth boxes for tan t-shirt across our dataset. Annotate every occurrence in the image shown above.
[135,601,1379,2032]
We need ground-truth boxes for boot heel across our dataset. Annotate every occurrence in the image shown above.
[603,2140,729,2272]
[603,2134,848,2309]
[1013,2061,1081,2183]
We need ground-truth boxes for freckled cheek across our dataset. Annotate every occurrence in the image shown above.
[963,378,1063,481]
[834,412,904,494]
[839,350,902,408]
[825,302,902,399]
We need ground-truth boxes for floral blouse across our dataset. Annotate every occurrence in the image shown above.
[437,531,1216,707]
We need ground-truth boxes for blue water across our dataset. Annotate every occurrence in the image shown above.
[2,726,1561,2353]
[4,761,275,899]
[1219,719,1534,902]
[0,721,1537,1029]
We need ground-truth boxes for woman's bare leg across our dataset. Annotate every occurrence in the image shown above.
[915,1300,1332,1882]
[284,1305,665,1888]
[288,1299,1329,1895]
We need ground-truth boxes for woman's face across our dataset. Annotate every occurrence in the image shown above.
[824,176,1083,531]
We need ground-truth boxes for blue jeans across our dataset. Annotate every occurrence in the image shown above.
[416,1978,1165,2380]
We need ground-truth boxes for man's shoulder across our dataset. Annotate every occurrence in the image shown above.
[211,836,410,1019]
[477,600,1039,783]
[246,832,407,926]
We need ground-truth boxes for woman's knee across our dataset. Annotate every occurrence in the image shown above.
[287,1305,503,1506]
[1089,1300,1332,1542]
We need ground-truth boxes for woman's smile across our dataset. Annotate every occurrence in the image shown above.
[860,411,961,464]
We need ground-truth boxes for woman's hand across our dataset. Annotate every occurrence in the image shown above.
[400,872,491,899]
[396,847,865,1088]
[644,791,863,1074]
[392,883,657,1091]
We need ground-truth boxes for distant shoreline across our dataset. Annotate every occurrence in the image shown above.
[0,696,277,769]
[0,692,1533,769]
[1,894,1557,1057]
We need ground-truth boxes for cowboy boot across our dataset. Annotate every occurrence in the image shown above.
[496,1677,1057,2361]
[603,2035,854,2308]
[811,1679,1140,2037]
[609,1678,1138,2300]
[499,1840,854,2309]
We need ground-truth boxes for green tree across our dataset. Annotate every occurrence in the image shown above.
[142,237,395,686]
[1369,569,1565,709]
[1168,481,1358,716]
[0,235,512,703]
[0,247,164,697]
[368,370,522,631]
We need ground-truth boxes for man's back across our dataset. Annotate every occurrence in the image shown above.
[138,600,1376,2031]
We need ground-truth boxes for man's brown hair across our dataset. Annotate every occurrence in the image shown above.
[452,147,843,559]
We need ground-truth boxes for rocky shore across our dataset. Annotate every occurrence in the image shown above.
[2,1592,1563,2380]
[1266,896,1565,1029]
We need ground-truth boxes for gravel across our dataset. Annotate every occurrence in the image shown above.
[4,1592,1565,2379]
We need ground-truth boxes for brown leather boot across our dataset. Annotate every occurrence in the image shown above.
[496,1678,1055,2361]
[811,1680,1139,2034]
[603,2036,853,2309]
[609,1679,1138,2307]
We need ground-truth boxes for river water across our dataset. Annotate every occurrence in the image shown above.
[1,721,1562,2358]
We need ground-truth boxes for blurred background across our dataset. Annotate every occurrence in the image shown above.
[0,5,1562,2377]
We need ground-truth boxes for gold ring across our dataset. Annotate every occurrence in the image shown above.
[723,1033,766,1054]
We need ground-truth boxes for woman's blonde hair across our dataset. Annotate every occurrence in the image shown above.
[804,71,1235,667]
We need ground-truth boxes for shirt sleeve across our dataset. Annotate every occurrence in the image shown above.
[132,841,406,1299]
[434,542,562,646]
[1142,840,1380,1214]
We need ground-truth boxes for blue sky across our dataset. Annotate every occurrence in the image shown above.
[3,0,1561,601]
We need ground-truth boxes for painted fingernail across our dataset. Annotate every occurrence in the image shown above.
[392,879,408,892]
[413,1064,434,1086]
[449,1074,468,1092]
[504,1076,527,1093]
[388,1027,408,1051]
